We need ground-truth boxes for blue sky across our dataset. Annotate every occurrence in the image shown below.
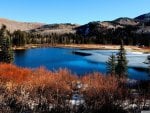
[0,0,150,24]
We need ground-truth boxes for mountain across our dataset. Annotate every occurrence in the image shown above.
[0,12,150,34]
[0,18,79,34]
[114,17,139,26]
[0,18,44,33]
[0,12,150,46]
[30,23,79,34]
[135,12,150,22]
[76,13,150,35]
[76,21,123,35]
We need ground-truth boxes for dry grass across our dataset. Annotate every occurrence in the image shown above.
[13,44,150,53]
[58,44,150,53]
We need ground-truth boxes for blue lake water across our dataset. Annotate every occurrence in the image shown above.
[14,47,150,80]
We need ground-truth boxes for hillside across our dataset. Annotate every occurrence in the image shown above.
[0,18,44,33]
[0,12,150,35]
[30,23,79,34]
[135,12,150,22]
[114,17,139,26]
[76,13,150,35]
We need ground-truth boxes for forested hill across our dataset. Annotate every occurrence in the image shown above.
[0,12,150,46]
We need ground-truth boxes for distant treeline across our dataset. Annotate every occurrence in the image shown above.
[1,24,150,47]
[76,23,150,46]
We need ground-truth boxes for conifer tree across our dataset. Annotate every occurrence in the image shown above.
[0,25,14,63]
[12,30,26,46]
[106,53,116,75]
[147,56,150,75]
[116,40,128,77]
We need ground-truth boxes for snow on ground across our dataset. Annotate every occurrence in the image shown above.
[141,111,150,113]
[75,50,150,69]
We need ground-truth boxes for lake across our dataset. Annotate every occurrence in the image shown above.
[14,47,150,80]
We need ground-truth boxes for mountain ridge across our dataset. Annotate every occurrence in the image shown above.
[0,18,45,33]
[135,12,150,22]
[0,12,150,34]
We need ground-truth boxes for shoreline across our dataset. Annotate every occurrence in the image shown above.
[13,44,150,53]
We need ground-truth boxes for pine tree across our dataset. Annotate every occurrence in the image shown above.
[12,30,26,46]
[106,53,116,75]
[147,56,150,75]
[116,40,128,78]
[0,25,14,63]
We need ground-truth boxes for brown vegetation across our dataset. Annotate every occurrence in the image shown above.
[0,63,140,113]
[12,44,150,53]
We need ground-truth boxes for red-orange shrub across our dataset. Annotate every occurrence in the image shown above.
[0,63,125,112]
